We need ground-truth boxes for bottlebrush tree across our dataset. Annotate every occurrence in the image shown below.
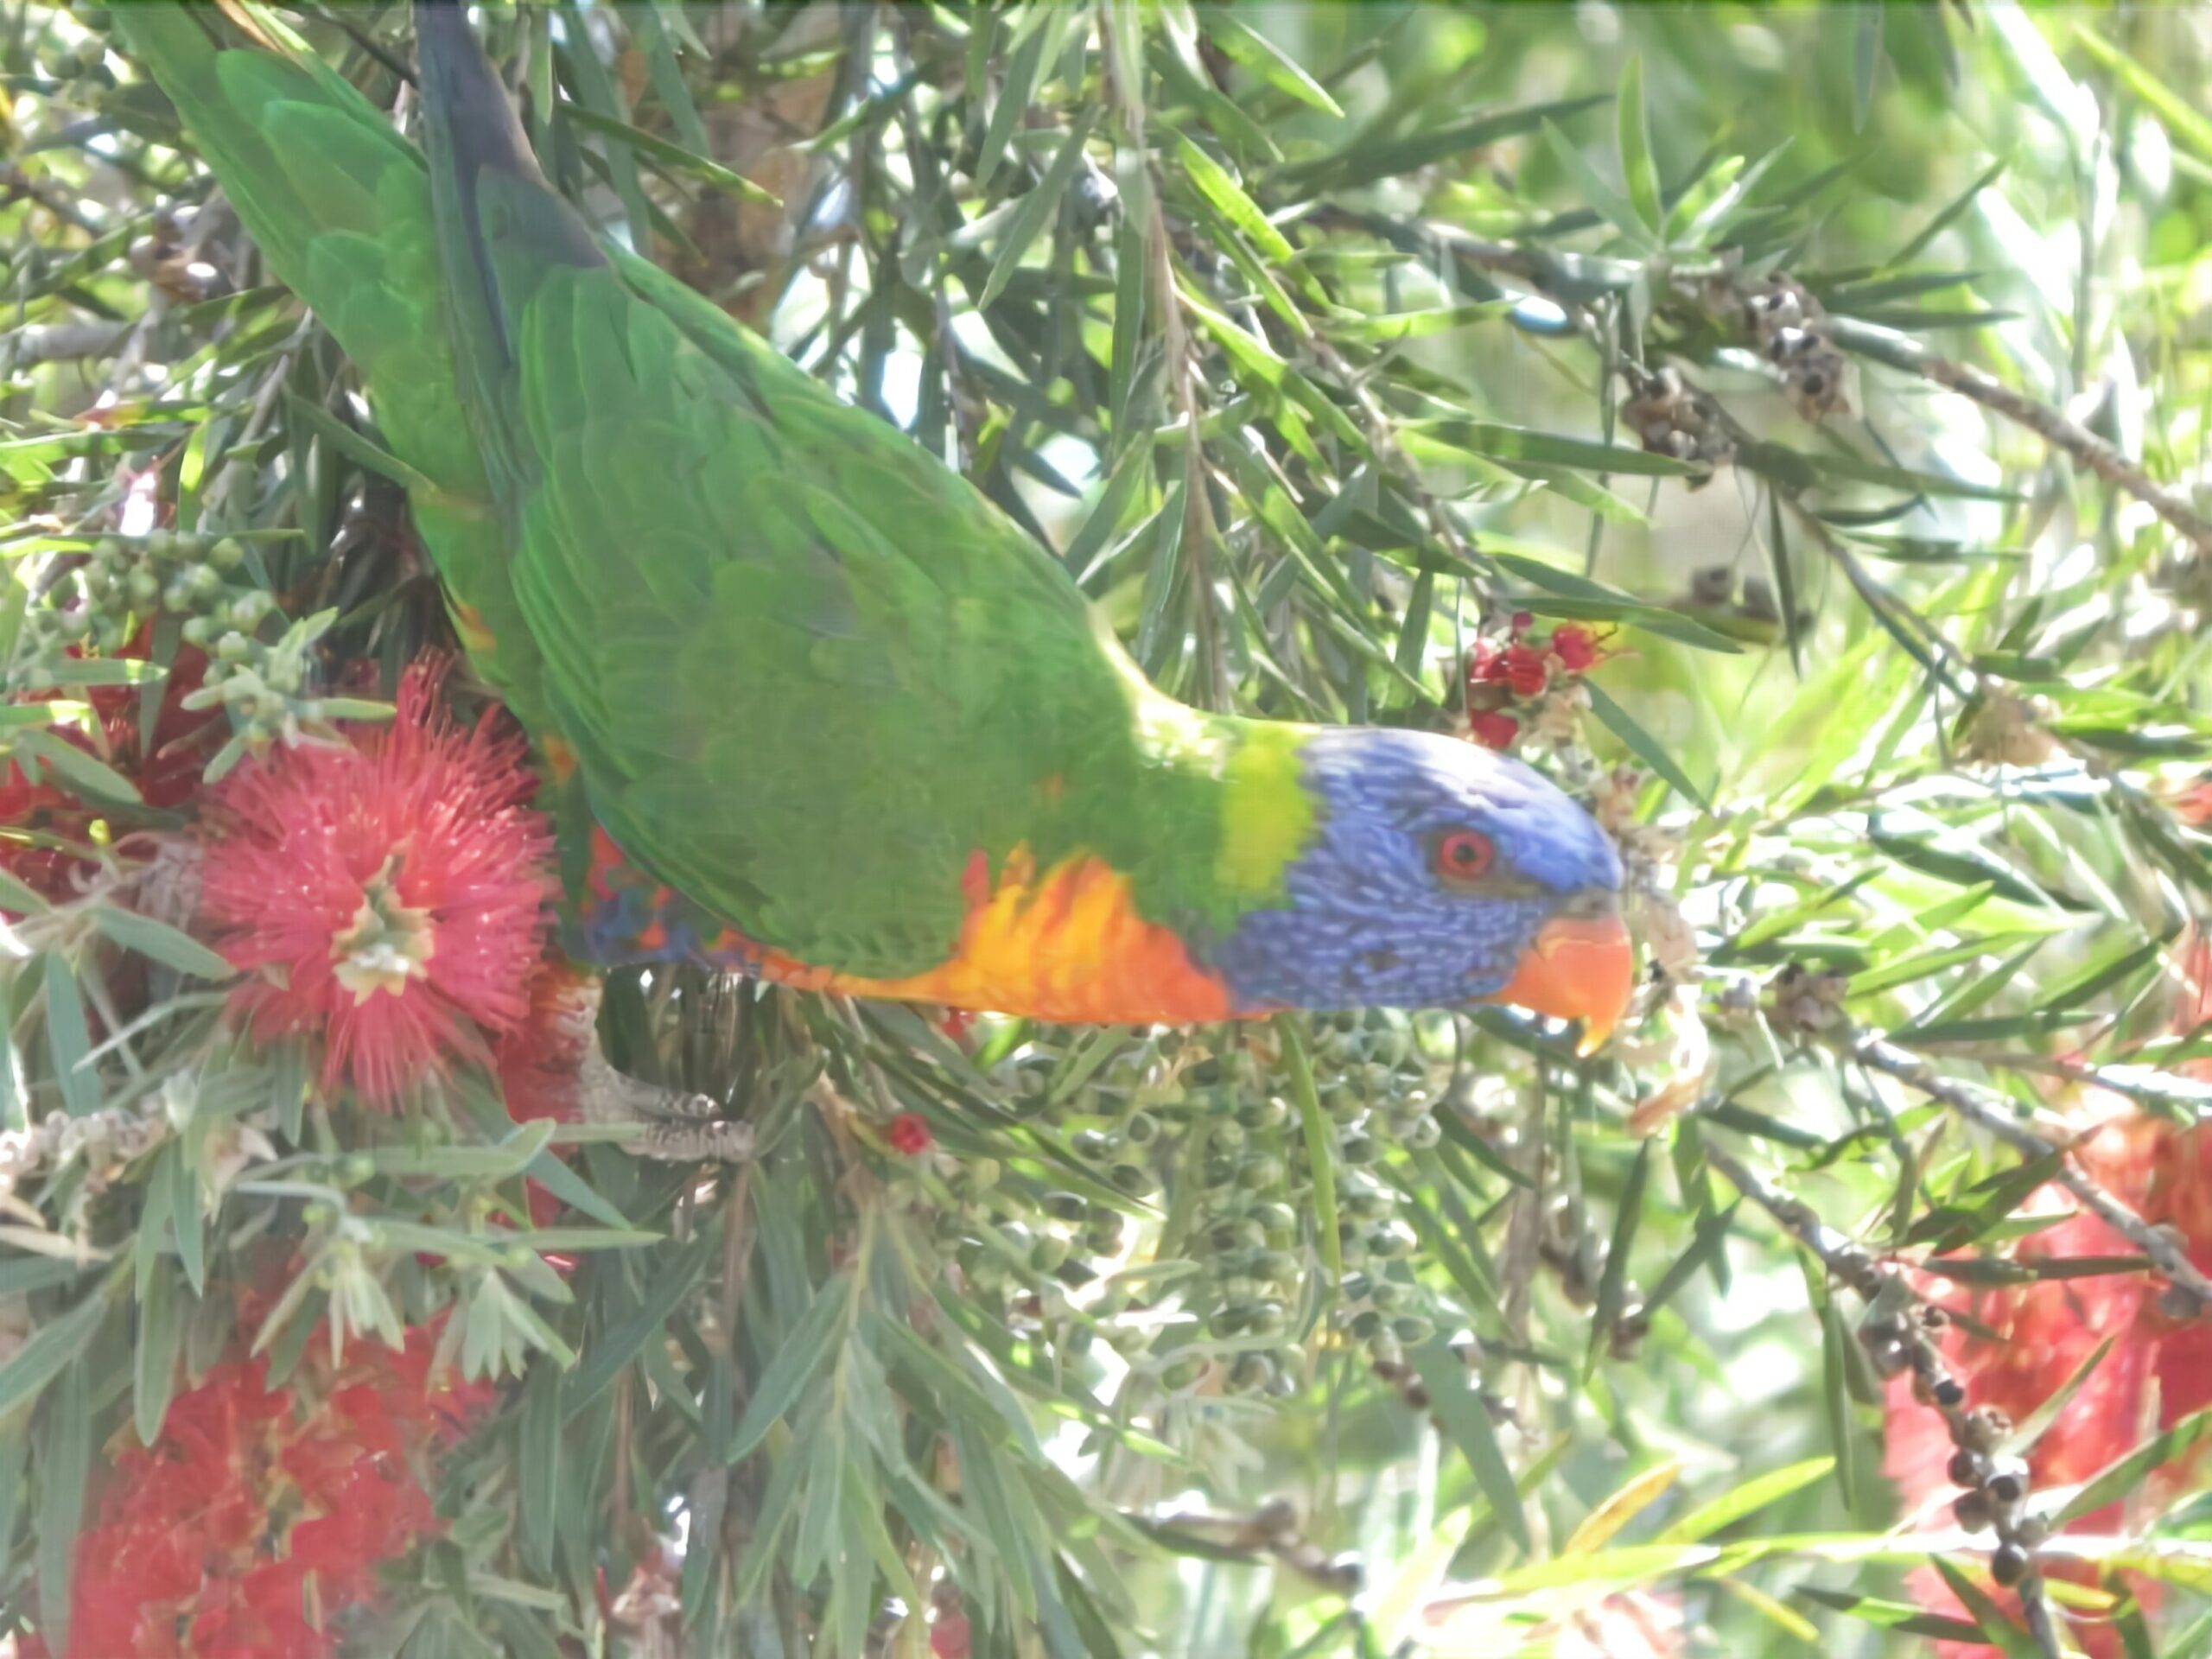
[3,5,2211,1658]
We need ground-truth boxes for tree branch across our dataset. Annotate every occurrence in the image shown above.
[1830,1028,2212,1313]
[1825,316,2212,554]
[1697,1133,2067,1659]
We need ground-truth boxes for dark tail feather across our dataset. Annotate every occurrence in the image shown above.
[412,1,599,365]
[412,1,600,505]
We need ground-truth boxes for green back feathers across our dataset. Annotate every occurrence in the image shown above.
[128,4,1312,980]
[114,6,550,734]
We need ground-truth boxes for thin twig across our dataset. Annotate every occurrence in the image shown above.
[1697,1132,2067,1659]
[1826,316,2212,554]
[1827,1027,2212,1313]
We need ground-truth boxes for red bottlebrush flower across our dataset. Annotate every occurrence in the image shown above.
[1465,639,1508,689]
[1502,642,1550,700]
[938,1007,976,1045]
[494,959,604,1127]
[1468,710,1520,752]
[58,1319,487,1659]
[200,662,554,1105]
[1550,624,1599,673]
[1510,610,1533,633]
[1,631,214,911]
[1885,1064,2212,1659]
[888,1112,934,1156]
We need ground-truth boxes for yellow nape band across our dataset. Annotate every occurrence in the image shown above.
[1216,727,1313,902]
[761,846,1232,1025]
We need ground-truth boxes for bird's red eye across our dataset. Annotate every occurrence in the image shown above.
[1434,830,1494,880]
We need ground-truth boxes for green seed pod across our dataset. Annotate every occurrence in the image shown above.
[1341,1185,1390,1222]
[1042,1191,1090,1222]
[1071,1129,1116,1162]
[216,631,251,662]
[1249,1200,1298,1236]
[209,537,246,570]
[1108,1161,1157,1198]
[1236,1153,1285,1191]
[229,590,276,628]
[1236,1096,1287,1133]
[181,616,213,647]
[127,569,160,607]
[1160,1356,1209,1391]
[1337,1131,1379,1166]
[1370,1280,1410,1313]
[142,530,177,561]
[1209,1217,1266,1254]
[1255,1249,1300,1283]
[1368,1224,1415,1260]
[302,1201,334,1226]
[1346,1307,1383,1339]
[1340,1270,1375,1302]
[1226,1352,1274,1394]
[1208,1118,1247,1153]
[1365,1332,1403,1368]
[1029,1235,1071,1274]
[1400,1115,1443,1151]
[1391,1314,1435,1345]
[1201,1154,1237,1189]
[1208,1304,1250,1338]
[1083,1218,1126,1255]
[1216,1274,1261,1306]
[1246,1300,1287,1336]
[1122,1109,1160,1147]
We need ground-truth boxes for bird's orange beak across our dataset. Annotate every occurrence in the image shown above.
[1488,910,1636,1056]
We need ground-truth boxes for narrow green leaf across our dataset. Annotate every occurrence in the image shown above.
[42,952,98,1119]
[1659,1456,1835,1544]
[1818,1294,1860,1510]
[92,906,235,981]
[980,107,1098,311]
[0,1288,106,1421]
[13,728,141,809]
[1586,1142,1651,1379]
[1643,1199,1741,1318]
[1930,1555,2042,1659]
[2074,27,2212,163]
[1852,10,1883,132]
[728,1273,855,1464]
[1586,681,1713,811]
[1616,58,1662,232]
[133,1257,182,1446]
[1543,118,1657,249]
[562,1231,713,1421]
[1412,1337,1531,1554]
[2056,1406,2212,1526]
[1207,16,1344,117]
[1176,133,1294,266]
[1276,1017,1340,1284]
[36,1358,92,1659]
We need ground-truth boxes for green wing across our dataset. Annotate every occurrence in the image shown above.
[111,7,549,734]
[410,8,1148,976]
[516,257,1141,976]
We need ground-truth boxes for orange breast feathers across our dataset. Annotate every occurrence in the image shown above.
[757,847,1233,1025]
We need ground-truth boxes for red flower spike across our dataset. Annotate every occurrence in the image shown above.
[1502,643,1549,701]
[2,629,215,912]
[1551,624,1599,673]
[1510,610,1533,633]
[58,1318,488,1659]
[1469,711,1520,751]
[200,660,555,1106]
[888,1113,934,1156]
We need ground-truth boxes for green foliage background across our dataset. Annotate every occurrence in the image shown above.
[3,3,2212,1656]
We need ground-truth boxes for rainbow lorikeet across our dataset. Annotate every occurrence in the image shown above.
[117,5,1632,1045]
